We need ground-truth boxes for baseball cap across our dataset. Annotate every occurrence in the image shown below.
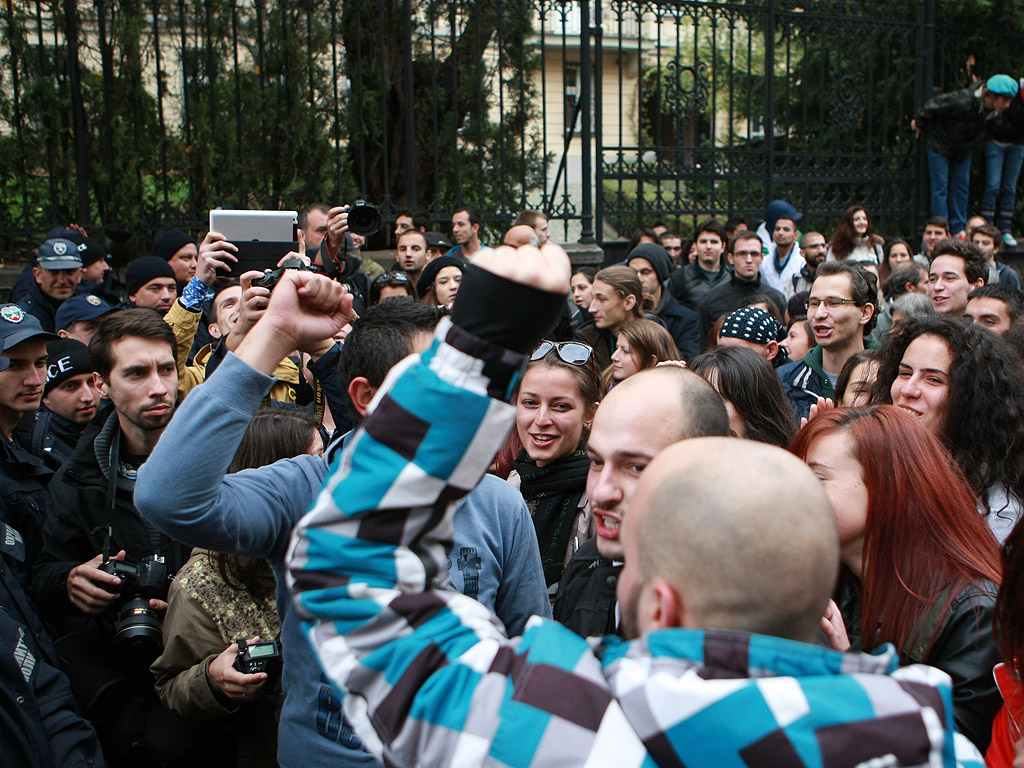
[425,231,453,250]
[55,294,117,332]
[37,238,85,271]
[0,305,58,348]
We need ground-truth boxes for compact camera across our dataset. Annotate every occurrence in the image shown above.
[234,638,282,676]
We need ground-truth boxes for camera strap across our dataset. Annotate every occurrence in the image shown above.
[100,428,120,565]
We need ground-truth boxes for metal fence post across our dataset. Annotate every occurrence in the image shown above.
[64,0,90,225]
[579,0,595,243]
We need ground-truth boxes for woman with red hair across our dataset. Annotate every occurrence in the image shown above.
[790,405,1002,751]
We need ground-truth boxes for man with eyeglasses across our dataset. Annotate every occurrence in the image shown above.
[789,231,828,298]
[777,261,878,419]
[699,230,787,341]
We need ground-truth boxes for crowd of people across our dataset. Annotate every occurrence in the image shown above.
[2,193,1024,768]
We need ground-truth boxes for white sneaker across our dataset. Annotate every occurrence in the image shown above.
[1003,232,1018,247]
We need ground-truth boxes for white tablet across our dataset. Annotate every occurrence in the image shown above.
[208,209,298,242]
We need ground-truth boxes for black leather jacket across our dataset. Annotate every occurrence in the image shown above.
[835,571,1000,752]
[552,537,622,639]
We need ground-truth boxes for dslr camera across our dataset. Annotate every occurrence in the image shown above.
[347,200,381,237]
[98,554,171,661]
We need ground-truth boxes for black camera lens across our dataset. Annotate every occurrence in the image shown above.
[114,596,163,666]
[348,200,381,237]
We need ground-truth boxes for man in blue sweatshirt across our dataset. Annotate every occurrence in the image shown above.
[135,271,549,768]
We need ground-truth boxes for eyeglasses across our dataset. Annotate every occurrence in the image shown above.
[374,272,410,285]
[530,340,593,365]
[805,297,859,311]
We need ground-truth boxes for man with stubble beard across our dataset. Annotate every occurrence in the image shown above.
[552,365,729,637]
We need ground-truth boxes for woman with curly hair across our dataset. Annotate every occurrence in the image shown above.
[690,346,798,447]
[602,318,680,390]
[827,205,885,264]
[870,314,1024,541]
[791,405,1002,751]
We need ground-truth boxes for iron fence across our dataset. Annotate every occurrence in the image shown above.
[0,0,1013,258]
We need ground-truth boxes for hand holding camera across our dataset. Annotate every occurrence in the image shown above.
[208,635,271,701]
[66,550,128,615]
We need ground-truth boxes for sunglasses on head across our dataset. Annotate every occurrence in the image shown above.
[374,272,410,285]
[530,340,594,365]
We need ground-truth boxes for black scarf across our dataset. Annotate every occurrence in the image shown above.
[514,448,590,587]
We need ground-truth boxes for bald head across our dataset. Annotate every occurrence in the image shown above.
[504,225,541,248]
[587,367,729,561]
[619,438,838,643]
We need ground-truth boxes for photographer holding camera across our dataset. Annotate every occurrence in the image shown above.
[31,309,195,765]
[312,203,380,316]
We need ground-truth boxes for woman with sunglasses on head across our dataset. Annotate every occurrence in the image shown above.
[602,318,680,390]
[508,340,602,592]
[870,314,1024,542]
[369,271,417,305]
[416,255,465,308]
[790,405,1002,752]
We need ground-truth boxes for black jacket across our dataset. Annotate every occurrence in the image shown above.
[552,537,621,639]
[670,260,730,311]
[699,274,787,340]
[656,290,701,360]
[835,571,1001,752]
[0,522,107,768]
[0,431,54,570]
[31,410,190,622]
[17,281,62,334]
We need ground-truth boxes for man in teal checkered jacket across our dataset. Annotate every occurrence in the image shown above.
[286,244,984,767]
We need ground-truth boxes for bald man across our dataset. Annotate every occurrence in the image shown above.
[289,244,982,766]
[503,224,541,248]
[554,366,729,637]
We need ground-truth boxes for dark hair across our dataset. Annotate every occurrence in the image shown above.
[340,300,445,424]
[925,215,951,233]
[397,229,428,251]
[600,318,680,389]
[453,206,481,227]
[739,293,784,325]
[695,219,728,244]
[1002,321,1024,362]
[787,291,809,323]
[689,346,798,447]
[729,229,762,255]
[298,202,329,230]
[370,273,418,305]
[930,238,988,284]
[398,209,430,231]
[89,308,177,380]
[626,228,659,254]
[571,266,598,283]
[812,261,879,335]
[658,231,681,244]
[879,237,913,290]
[214,406,322,598]
[973,222,1003,246]
[208,277,240,325]
[967,283,1024,324]
[514,210,547,229]
[593,266,650,317]
[829,205,877,261]
[888,263,928,300]
[724,218,747,236]
[834,349,879,405]
[790,406,1001,659]
[870,314,1024,511]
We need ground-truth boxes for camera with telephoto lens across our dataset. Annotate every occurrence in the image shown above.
[234,638,282,676]
[252,257,317,291]
[98,554,170,661]
[347,200,381,237]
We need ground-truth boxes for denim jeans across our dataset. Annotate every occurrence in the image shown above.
[927,149,971,234]
[981,140,1024,232]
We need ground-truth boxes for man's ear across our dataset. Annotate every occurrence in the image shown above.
[347,377,377,418]
[93,371,109,400]
[649,579,685,630]
[623,294,637,312]
[765,340,779,361]
[32,267,42,285]
[207,322,223,340]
